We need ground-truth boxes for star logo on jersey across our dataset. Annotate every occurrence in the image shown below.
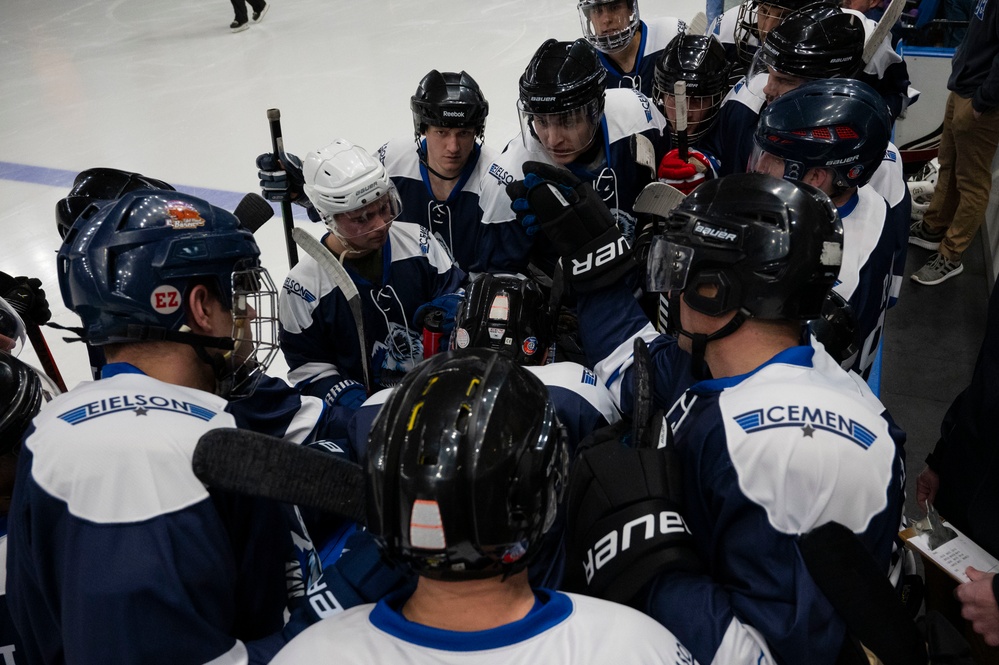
[733,405,877,449]
[134,406,148,416]
[801,424,814,437]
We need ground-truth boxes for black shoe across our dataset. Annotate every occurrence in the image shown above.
[230,19,249,32]
[252,2,269,22]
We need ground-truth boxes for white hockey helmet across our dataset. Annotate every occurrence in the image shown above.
[907,157,938,222]
[302,139,402,221]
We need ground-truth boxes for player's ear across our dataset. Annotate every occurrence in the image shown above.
[185,284,217,334]
[803,167,831,191]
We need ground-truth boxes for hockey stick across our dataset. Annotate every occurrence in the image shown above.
[291,227,373,394]
[267,108,299,268]
[632,133,659,183]
[674,81,689,162]
[631,337,653,447]
[688,11,708,36]
[232,192,274,234]
[634,181,686,218]
[24,322,67,392]
[193,428,367,523]
[799,522,928,665]
[862,0,905,64]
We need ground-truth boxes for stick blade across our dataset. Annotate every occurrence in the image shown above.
[688,11,708,35]
[862,0,905,63]
[634,182,686,217]
[193,428,367,523]
[233,192,275,234]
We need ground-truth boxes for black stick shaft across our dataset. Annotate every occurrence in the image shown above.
[267,108,299,268]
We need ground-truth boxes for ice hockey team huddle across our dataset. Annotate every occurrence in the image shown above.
[5,0,954,663]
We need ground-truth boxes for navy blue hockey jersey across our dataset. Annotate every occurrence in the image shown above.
[597,18,684,97]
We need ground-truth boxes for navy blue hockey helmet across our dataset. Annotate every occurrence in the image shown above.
[753,78,891,190]
[451,273,554,366]
[55,168,176,241]
[647,173,843,321]
[57,189,279,396]
[367,349,568,580]
[411,70,489,141]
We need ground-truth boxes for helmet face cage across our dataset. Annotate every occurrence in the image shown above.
[653,34,731,142]
[367,349,568,580]
[752,79,892,190]
[451,274,554,366]
[0,298,26,356]
[411,70,489,142]
[226,263,280,399]
[646,173,843,321]
[734,0,812,65]
[57,190,278,398]
[578,0,640,54]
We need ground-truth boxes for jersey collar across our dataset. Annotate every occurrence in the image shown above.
[691,345,815,393]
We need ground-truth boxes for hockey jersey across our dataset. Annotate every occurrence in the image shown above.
[6,364,325,664]
[270,588,697,664]
[280,223,465,398]
[597,17,685,97]
[377,139,523,274]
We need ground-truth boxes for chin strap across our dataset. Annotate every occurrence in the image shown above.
[672,300,751,380]
[415,138,461,182]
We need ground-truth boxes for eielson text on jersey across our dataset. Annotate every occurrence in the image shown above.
[57,394,218,425]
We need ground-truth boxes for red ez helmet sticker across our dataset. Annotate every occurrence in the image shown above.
[151,285,182,314]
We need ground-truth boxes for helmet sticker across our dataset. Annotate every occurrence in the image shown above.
[455,328,470,348]
[523,337,539,355]
[150,285,182,314]
[410,500,447,550]
[165,201,206,230]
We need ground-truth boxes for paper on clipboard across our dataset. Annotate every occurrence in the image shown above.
[900,519,999,583]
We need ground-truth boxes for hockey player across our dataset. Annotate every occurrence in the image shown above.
[271,349,694,664]
[507,166,906,664]
[375,70,521,274]
[6,190,322,663]
[651,32,731,193]
[479,38,667,276]
[577,0,685,97]
[749,79,895,380]
[280,138,465,406]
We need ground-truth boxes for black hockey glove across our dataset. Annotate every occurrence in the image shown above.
[506,162,635,293]
[256,152,305,203]
[0,272,51,326]
[564,420,700,607]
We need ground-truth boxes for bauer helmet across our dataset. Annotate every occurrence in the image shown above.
[57,190,278,398]
[751,78,891,190]
[451,273,555,366]
[55,167,175,241]
[411,70,489,141]
[518,39,607,161]
[734,0,815,65]
[577,0,641,54]
[653,33,731,142]
[749,3,865,102]
[302,139,402,248]
[367,348,568,580]
[646,173,843,321]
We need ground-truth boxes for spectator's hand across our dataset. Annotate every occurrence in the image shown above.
[506,162,635,292]
[256,152,305,203]
[0,272,51,326]
[915,464,940,512]
[957,568,999,646]
[657,148,713,195]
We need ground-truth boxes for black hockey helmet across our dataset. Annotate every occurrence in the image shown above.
[410,70,489,141]
[734,0,817,64]
[367,348,568,580]
[755,3,865,80]
[646,172,843,321]
[652,33,732,141]
[809,289,859,366]
[753,78,891,190]
[0,352,43,456]
[519,39,607,116]
[451,273,554,366]
[55,167,175,241]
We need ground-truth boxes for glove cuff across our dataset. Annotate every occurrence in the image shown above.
[563,227,636,293]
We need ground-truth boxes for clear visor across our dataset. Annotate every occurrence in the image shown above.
[329,188,402,241]
[747,144,802,181]
[654,88,726,142]
[578,0,639,53]
[227,265,280,399]
[0,297,27,356]
[746,50,814,105]
[518,99,603,162]
[645,236,696,293]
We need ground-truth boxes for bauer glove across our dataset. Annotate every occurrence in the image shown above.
[257,152,305,203]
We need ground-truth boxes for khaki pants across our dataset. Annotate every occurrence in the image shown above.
[923,92,999,261]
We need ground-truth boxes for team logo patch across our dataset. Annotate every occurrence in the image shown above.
[522,336,538,356]
[150,285,182,314]
[847,164,864,180]
[733,405,878,449]
[165,201,206,229]
[454,328,470,348]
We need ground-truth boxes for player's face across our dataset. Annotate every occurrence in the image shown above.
[755,2,789,42]
[663,94,715,136]
[763,66,808,103]
[425,126,477,179]
[750,149,787,179]
[588,0,632,36]
[532,109,599,164]
[841,0,881,11]
[333,193,398,251]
